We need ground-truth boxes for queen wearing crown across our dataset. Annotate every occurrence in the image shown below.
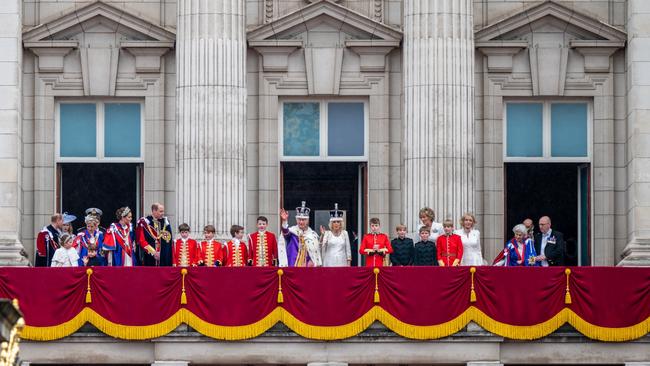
[279,202,322,267]
[319,203,351,267]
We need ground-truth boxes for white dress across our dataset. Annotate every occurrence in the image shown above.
[51,247,80,267]
[454,228,485,266]
[321,230,351,267]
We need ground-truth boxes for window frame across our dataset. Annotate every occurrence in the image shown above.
[55,99,145,163]
[503,99,592,163]
[279,98,369,162]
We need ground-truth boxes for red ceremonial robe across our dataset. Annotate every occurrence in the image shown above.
[224,240,249,267]
[198,240,224,267]
[103,222,136,267]
[247,231,278,267]
[173,238,198,267]
[436,233,464,266]
[359,233,393,267]
[36,225,60,267]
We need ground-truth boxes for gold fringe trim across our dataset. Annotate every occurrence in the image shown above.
[186,308,282,340]
[280,307,376,340]
[470,307,569,340]
[20,307,650,342]
[376,306,470,339]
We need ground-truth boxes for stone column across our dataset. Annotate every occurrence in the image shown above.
[176,0,247,239]
[621,0,650,265]
[402,0,475,229]
[0,0,28,265]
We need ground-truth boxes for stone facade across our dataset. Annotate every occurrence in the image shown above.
[1,0,647,266]
[18,324,650,365]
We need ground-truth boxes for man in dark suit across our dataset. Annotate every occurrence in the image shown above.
[533,216,565,266]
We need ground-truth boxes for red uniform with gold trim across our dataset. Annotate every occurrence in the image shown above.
[198,239,224,267]
[247,231,278,267]
[436,233,463,266]
[173,238,198,267]
[359,233,393,267]
[223,239,249,267]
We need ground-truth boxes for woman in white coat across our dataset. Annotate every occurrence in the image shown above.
[319,203,352,267]
[454,212,486,266]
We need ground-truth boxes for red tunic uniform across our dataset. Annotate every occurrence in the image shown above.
[224,239,249,267]
[173,238,198,267]
[198,239,223,267]
[436,234,464,266]
[247,231,278,267]
[359,233,393,267]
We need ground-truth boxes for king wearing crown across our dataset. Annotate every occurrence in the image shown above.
[279,202,322,267]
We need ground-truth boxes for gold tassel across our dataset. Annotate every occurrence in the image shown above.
[85,269,93,304]
[180,268,188,305]
[277,269,284,304]
[470,267,477,303]
[565,268,572,305]
[373,268,380,303]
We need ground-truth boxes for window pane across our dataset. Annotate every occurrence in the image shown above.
[105,103,141,158]
[328,102,364,156]
[506,103,543,157]
[551,103,588,157]
[283,102,320,156]
[60,103,96,157]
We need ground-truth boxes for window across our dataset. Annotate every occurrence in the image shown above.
[57,101,143,161]
[504,101,590,161]
[280,100,368,161]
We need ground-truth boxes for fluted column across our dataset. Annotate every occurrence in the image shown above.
[0,0,28,265]
[403,0,475,229]
[176,0,246,238]
[620,0,650,265]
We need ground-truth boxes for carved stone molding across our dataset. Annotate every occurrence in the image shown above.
[24,41,77,73]
[249,40,302,72]
[346,40,399,72]
[476,41,527,73]
[570,40,624,73]
[122,41,174,73]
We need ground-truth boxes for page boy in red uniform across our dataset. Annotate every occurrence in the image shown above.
[359,217,393,267]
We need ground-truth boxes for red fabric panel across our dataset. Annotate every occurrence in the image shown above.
[379,267,470,325]
[473,267,565,326]
[184,267,277,326]
[0,268,86,327]
[569,267,650,327]
[88,267,181,326]
[280,267,375,326]
[3,267,650,332]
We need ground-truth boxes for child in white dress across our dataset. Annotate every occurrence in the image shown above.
[51,233,79,267]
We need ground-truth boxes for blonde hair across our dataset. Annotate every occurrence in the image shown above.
[329,219,344,233]
[459,212,476,227]
[419,207,435,221]
[442,219,454,228]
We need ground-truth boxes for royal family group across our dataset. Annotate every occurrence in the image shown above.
[35,202,567,268]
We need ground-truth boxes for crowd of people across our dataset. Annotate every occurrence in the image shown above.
[34,202,566,268]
